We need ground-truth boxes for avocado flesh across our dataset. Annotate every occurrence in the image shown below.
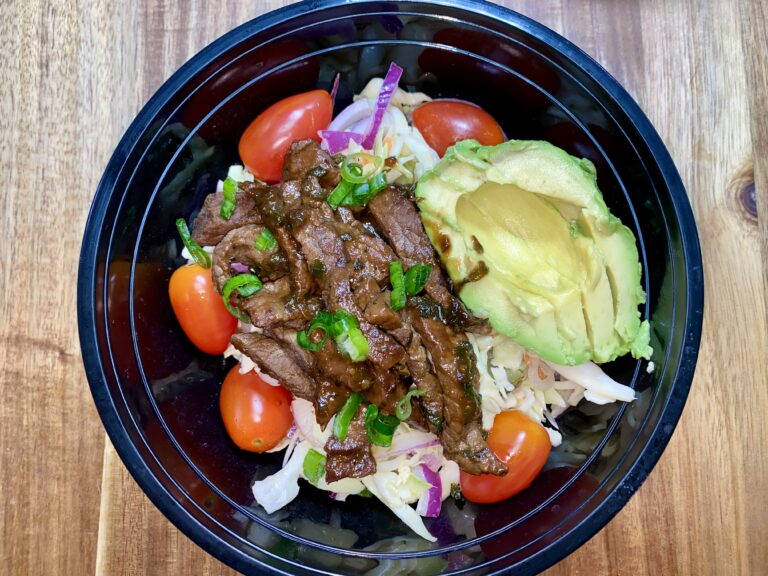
[415,139,651,365]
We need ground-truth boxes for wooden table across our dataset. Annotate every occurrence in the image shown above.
[1,1,766,574]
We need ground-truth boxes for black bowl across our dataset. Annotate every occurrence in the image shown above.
[77,1,703,574]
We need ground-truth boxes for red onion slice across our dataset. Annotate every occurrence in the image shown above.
[330,72,340,105]
[230,262,250,273]
[415,464,442,517]
[318,130,364,154]
[360,62,403,149]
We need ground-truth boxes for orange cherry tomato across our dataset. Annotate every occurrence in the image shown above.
[168,264,237,355]
[412,100,505,157]
[238,89,333,183]
[219,366,293,452]
[460,410,551,504]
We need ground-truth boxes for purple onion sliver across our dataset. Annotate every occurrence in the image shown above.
[415,463,442,518]
[330,73,340,105]
[230,262,250,273]
[318,130,364,154]
[385,438,440,458]
[360,62,403,149]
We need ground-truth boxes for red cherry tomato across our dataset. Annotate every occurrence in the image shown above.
[460,410,551,504]
[412,100,505,157]
[219,366,293,452]
[168,264,237,355]
[239,89,333,183]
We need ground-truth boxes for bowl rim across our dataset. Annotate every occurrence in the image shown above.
[77,0,704,574]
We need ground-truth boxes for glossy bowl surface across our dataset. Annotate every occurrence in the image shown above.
[77,1,703,574]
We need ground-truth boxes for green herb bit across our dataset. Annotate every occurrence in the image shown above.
[221,273,263,322]
[340,172,388,207]
[341,152,383,184]
[303,449,327,485]
[296,310,333,352]
[394,389,425,421]
[254,228,277,251]
[327,179,354,209]
[220,177,238,220]
[405,264,432,296]
[389,261,406,311]
[175,218,211,269]
[333,393,363,441]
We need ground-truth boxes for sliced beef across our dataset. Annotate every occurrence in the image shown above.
[314,342,373,393]
[315,378,350,427]
[367,188,486,331]
[231,332,315,401]
[244,180,303,229]
[362,365,407,415]
[191,185,264,246]
[324,405,376,483]
[362,292,402,331]
[282,139,340,190]
[291,203,348,273]
[274,227,314,298]
[406,308,506,476]
[367,187,451,302]
[335,208,395,284]
[323,268,405,371]
[269,326,316,375]
[237,277,320,330]
[404,332,444,433]
[211,224,288,292]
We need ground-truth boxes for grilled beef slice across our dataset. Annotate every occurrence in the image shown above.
[231,332,315,401]
[211,224,288,292]
[191,183,264,246]
[367,187,486,331]
[324,404,376,483]
[282,139,341,189]
[406,309,506,476]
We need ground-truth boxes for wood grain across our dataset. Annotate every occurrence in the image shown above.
[0,1,765,575]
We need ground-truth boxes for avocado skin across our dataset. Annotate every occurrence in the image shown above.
[415,139,652,365]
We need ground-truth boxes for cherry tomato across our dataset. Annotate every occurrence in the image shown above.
[168,264,237,355]
[460,410,551,504]
[412,100,505,157]
[219,366,293,452]
[239,89,333,183]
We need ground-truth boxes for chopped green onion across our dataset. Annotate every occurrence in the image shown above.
[297,309,369,361]
[389,261,406,311]
[330,310,368,361]
[175,218,211,269]
[327,179,354,209]
[329,309,359,338]
[341,152,383,184]
[254,228,276,251]
[405,264,432,295]
[297,310,333,352]
[358,488,373,498]
[340,160,365,183]
[303,449,327,485]
[220,177,237,220]
[364,404,399,447]
[221,274,263,322]
[394,389,425,421]
[333,393,362,441]
[335,327,369,362]
[340,172,388,207]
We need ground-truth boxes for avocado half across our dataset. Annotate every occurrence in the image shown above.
[415,139,652,365]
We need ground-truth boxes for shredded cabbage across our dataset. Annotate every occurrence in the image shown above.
[467,331,635,447]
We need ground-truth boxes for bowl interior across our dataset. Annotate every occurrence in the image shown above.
[83,2,699,575]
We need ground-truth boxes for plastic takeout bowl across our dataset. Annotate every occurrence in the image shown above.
[77,1,704,574]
